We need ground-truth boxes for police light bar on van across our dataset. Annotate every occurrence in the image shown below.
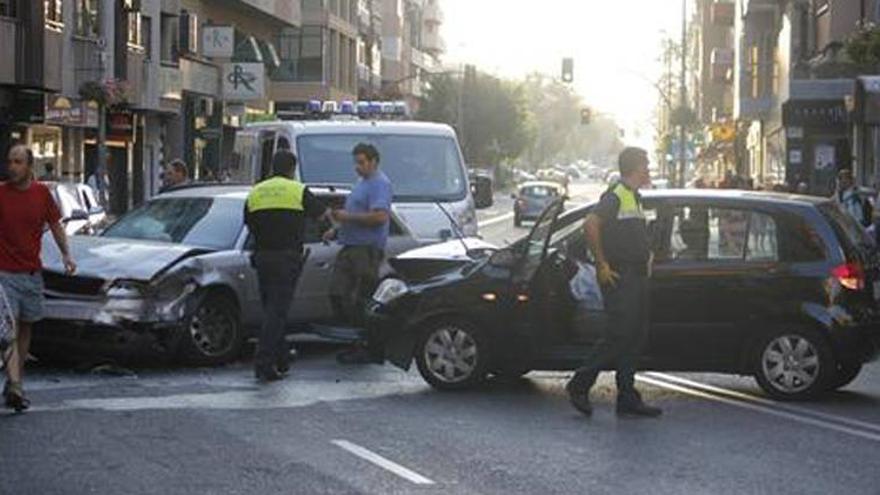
[288,99,411,121]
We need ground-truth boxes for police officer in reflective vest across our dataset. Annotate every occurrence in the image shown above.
[566,147,662,418]
[245,150,328,382]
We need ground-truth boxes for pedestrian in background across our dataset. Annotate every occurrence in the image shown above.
[566,147,662,418]
[833,169,872,227]
[0,144,77,411]
[244,150,328,382]
[323,143,393,365]
[159,159,189,194]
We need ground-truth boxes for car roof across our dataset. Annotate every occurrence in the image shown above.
[519,181,563,190]
[640,188,832,207]
[157,183,350,201]
[244,120,456,138]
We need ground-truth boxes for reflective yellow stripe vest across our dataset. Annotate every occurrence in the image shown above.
[246,176,305,212]
[612,183,644,220]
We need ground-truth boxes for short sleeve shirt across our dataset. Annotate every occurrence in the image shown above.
[338,171,393,250]
[0,182,62,272]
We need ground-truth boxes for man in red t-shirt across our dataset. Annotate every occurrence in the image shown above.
[0,144,76,411]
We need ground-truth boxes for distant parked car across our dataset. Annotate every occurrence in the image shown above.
[512,181,565,227]
[43,182,105,236]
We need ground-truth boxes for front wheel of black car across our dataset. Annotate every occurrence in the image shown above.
[753,328,835,401]
[179,291,243,366]
[416,319,488,391]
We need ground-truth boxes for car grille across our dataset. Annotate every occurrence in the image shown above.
[42,272,105,297]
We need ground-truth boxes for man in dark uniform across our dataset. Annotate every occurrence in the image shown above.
[566,147,662,418]
[245,150,328,382]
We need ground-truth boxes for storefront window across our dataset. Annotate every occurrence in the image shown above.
[75,0,100,38]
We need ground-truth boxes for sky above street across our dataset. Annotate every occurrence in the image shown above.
[441,0,685,147]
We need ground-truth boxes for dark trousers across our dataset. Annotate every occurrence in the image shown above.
[329,245,383,327]
[573,265,650,402]
[253,250,303,370]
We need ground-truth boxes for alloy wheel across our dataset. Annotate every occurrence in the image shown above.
[761,334,821,394]
[189,303,236,358]
[423,326,479,384]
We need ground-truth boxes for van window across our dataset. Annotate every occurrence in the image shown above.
[297,134,467,201]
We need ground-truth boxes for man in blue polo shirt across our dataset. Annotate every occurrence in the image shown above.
[323,143,393,363]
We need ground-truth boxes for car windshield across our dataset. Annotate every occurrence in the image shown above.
[297,134,467,201]
[523,186,558,198]
[102,197,243,250]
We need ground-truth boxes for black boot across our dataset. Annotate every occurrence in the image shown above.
[254,365,283,384]
[565,374,593,417]
[616,393,662,418]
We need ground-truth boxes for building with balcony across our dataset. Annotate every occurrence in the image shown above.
[380,0,444,112]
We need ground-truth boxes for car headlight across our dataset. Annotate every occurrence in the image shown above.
[106,280,148,299]
[373,278,409,305]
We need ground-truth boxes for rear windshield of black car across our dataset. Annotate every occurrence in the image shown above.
[101,197,243,249]
[818,203,872,256]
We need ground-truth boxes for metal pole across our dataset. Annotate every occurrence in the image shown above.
[457,64,466,159]
[97,103,108,206]
[678,0,688,188]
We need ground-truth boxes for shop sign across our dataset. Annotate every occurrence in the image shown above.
[783,100,848,127]
[44,96,99,128]
[202,26,235,58]
[789,149,803,165]
[223,63,265,101]
[107,112,134,141]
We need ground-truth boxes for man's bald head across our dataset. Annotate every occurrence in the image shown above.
[7,144,34,186]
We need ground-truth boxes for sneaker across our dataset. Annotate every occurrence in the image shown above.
[565,377,593,417]
[616,401,663,418]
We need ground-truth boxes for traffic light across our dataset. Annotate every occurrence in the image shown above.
[562,58,574,83]
[580,107,592,125]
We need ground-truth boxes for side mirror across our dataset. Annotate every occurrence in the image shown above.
[489,249,517,268]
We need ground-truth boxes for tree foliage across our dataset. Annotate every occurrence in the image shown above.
[418,71,623,170]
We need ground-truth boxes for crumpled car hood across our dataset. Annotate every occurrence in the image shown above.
[42,234,206,282]
[389,237,497,283]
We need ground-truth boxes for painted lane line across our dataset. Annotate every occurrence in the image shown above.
[636,375,880,443]
[331,439,435,485]
[647,372,880,434]
[478,212,514,228]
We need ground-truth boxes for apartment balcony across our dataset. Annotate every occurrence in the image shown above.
[711,1,734,27]
[72,38,105,97]
[421,29,445,56]
[711,48,734,84]
[423,1,443,25]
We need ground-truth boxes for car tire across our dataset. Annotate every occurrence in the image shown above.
[415,319,489,391]
[752,328,835,401]
[179,291,243,366]
[831,363,863,391]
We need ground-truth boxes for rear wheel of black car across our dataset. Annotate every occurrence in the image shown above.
[753,328,835,401]
[179,291,243,366]
[831,363,863,391]
[416,319,488,391]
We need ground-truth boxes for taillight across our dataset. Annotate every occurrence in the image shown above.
[831,263,865,291]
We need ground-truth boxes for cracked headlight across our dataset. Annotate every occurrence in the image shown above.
[373,278,409,305]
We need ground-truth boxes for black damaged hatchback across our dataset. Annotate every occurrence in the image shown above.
[368,190,880,401]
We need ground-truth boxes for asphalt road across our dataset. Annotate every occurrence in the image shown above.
[3,180,880,495]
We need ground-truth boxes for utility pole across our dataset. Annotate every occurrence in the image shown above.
[678,0,688,188]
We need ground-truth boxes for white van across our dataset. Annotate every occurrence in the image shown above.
[232,120,478,240]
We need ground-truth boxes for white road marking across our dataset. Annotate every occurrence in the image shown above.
[478,212,514,228]
[331,439,435,485]
[647,372,880,434]
[637,374,880,443]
